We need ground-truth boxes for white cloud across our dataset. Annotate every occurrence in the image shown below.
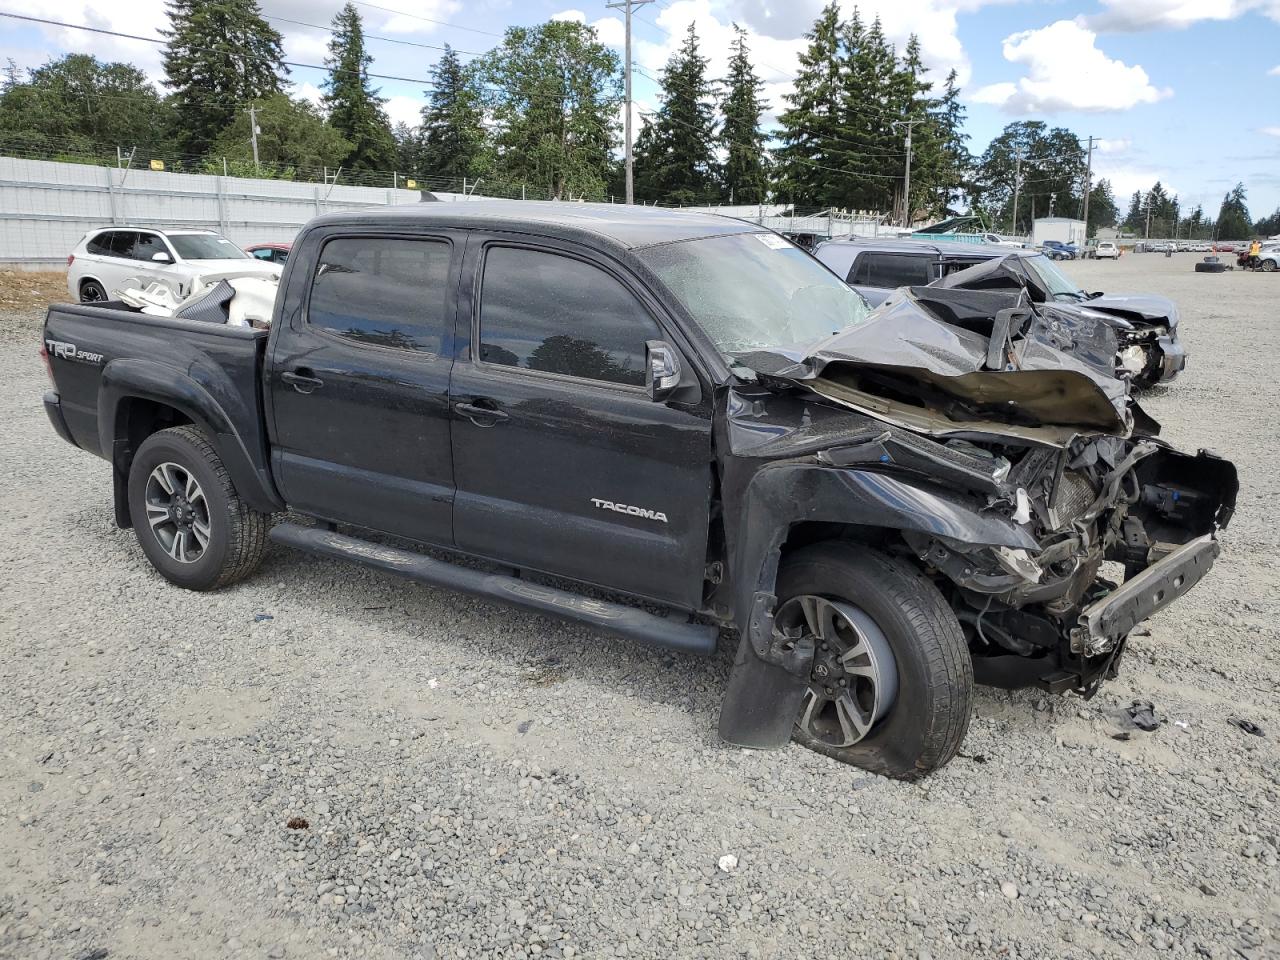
[293,81,325,107]
[1096,137,1132,153]
[384,95,423,128]
[1095,161,1177,201]
[1261,127,1280,137]
[1086,0,1280,31]
[550,9,626,47]
[1269,65,1280,76]
[970,20,1171,113]
[375,0,462,36]
[3,0,171,87]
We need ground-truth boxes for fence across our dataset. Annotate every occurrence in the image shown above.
[0,154,920,268]
[0,155,440,269]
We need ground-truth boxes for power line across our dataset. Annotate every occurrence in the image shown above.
[0,11,444,88]
[348,0,505,38]
[261,12,485,57]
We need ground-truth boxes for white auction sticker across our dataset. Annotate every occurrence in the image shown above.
[754,232,791,250]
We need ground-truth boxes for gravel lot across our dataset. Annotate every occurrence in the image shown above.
[2,253,1277,960]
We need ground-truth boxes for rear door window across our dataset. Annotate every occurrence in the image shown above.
[107,231,138,259]
[851,252,933,288]
[306,236,452,354]
[477,246,662,387]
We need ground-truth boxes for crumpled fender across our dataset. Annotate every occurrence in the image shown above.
[717,460,1035,749]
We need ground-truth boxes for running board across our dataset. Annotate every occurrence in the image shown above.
[269,522,720,657]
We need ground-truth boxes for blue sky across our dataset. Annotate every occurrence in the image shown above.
[2,0,1278,217]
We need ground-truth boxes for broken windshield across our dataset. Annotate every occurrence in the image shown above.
[638,232,871,357]
[1021,254,1086,301]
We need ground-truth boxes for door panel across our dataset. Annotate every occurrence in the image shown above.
[269,233,459,545]
[449,239,714,609]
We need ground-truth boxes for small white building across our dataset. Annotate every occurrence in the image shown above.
[1032,217,1087,247]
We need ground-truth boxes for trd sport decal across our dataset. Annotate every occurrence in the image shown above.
[45,339,104,364]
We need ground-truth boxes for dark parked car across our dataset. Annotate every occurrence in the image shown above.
[41,203,1235,779]
[813,237,1186,387]
[1040,239,1078,260]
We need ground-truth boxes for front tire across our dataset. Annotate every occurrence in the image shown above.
[778,543,973,780]
[127,426,269,590]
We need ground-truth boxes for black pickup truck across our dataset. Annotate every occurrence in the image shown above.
[41,202,1237,779]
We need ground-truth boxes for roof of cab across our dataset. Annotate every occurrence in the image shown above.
[307,199,760,250]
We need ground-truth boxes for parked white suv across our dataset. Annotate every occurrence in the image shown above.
[67,228,282,303]
[1095,241,1119,259]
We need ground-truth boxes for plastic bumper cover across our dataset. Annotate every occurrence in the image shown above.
[43,391,78,448]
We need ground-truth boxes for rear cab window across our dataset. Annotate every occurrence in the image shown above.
[306,236,452,353]
[476,245,662,387]
[850,252,934,288]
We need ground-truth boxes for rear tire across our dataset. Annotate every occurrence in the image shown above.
[1262,260,1277,273]
[79,279,107,303]
[778,543,972,780]
[127,426,269,591]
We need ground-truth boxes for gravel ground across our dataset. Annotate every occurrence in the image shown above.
[2,253,1277,960]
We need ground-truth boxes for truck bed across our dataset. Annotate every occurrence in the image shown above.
[42,301,276,512]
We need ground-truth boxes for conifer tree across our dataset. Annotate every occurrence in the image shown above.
[419,45,489,181]
[634,23,720,204]
[720,25,768,205]
[774,2,843,206]
[323,2,398,173]
[162,0,286,155]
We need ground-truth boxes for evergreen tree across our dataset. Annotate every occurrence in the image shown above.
[1255,206,1280,236]
[476,20,620,200]
[1122,190,1144,232]
[162,0,286,156]
[419,45,489,182]
[1215,182,1252,239]
[931,69,971,218]
[774,2,843,206]
[720,25,768,205]
[891,34,937,223]
[323,2,397,173]
[633,24,720,205]
[1085,178,1118,237]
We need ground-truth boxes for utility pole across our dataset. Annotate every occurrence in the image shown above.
[248,104,260,171]
[1010,147,1023,235]
[891,119,924,227]
[606,0,653,204]
[1080,135,1096,236]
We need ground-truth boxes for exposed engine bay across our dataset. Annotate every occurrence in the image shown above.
[728,277,1236,696]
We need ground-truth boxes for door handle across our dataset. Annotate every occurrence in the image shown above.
[281,369,324,394]
[454,399,509,426]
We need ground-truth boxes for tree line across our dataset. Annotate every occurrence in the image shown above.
[0,0,1275,235]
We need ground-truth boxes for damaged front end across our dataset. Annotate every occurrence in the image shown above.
[897,435,1234,693]
[719,282,1236,745]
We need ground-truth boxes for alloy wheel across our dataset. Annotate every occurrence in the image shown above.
[779,595,899,748]
[144,462,211,563]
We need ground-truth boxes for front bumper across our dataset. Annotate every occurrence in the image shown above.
[1070,533,1219,656]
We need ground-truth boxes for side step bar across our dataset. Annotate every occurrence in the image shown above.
[269,522,720,657]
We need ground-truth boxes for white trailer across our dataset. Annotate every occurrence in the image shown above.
[1031,217,1087,247]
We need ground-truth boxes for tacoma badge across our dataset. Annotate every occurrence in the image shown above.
[590,498,668,523]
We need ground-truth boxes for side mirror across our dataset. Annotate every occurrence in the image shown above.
[151,251,172,263]
[645,340,682,403]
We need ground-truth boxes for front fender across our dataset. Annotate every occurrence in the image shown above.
[718,462,1030,749]
[99,358,283,515]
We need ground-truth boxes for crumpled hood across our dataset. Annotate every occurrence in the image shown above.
[736,284,1133,445]
[934,255,1177,330]
[1084,292,1178,329]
